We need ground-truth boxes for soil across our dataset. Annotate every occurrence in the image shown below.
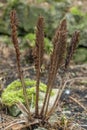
[0,43,87,130]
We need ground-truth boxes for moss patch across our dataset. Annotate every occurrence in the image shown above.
[1,79,54,107]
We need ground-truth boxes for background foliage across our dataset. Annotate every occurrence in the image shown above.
[0,0,87,63]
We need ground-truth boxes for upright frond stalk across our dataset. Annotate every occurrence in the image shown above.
[65,31,80,69]
[33,16,44,116]
[40,19,67,118]
[46,31,80,119]
[10,10,32,120]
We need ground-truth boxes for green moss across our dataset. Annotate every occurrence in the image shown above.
[1,79,54,107]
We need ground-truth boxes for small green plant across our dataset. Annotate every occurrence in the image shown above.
[1,9,80,129]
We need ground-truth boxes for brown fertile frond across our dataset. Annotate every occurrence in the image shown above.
[40,19,67,117]
[10,9,21,78]
[51,19,67,67]
[65,31,80,69]
[33,16,44,116]
[33,16,44,70]
[10,10,32,120]
[52,19,67,46]
[47,31,80,119]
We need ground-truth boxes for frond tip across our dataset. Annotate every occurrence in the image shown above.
[33,16,44,70]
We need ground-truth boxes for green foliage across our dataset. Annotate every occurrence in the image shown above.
[0,0,70,36]
[74,48,87,63]
[0,0,87,63]
[0,35,11,45]
[1,79,54,106]
[24,33,35,47]
[44,37,53,54]
[70,6,83,16]
[22,33,53,54]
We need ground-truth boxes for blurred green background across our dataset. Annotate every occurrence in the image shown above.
[0,0,87,63]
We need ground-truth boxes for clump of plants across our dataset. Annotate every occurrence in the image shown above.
[1,10,80,130]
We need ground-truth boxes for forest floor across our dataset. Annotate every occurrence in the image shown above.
[0,43,87,130]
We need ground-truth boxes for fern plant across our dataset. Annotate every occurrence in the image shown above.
[2,9,80,129]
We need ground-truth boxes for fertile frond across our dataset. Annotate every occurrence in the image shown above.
[10,9,21,78]
[65,31,80,69]
[10,10,32,119]
[33,16,44,116]
[33,16,44,70]
[40,19,67,117]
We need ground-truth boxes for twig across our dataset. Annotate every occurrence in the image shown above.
[70,64,87,69]
[4,119,26,130]
[4,119,39,130]
[69,96,87,111]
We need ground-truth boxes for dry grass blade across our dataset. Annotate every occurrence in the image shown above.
[10,10,31,120]
[65,31,80,69]
[40,19,67,117]
[16,101,32,122]
[4,119,26,130]
[33,16,44,116]
[69,96,87,111]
